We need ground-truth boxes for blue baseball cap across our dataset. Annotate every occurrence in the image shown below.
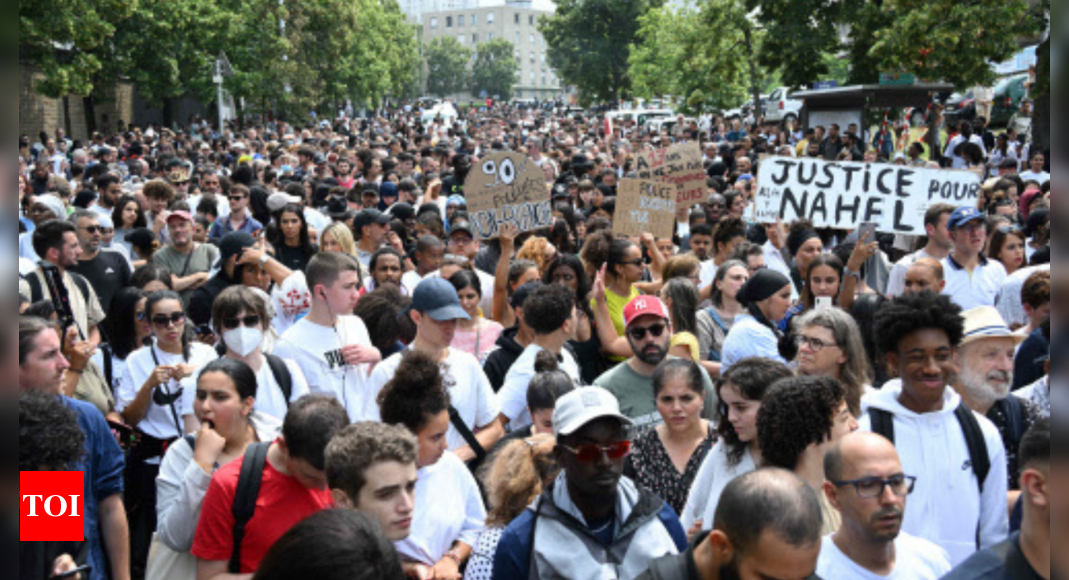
[409,278,471,322]
[948,206,985,230]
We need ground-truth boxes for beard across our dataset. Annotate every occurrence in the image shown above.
[960,365,1012,408]
[634,343,668,366]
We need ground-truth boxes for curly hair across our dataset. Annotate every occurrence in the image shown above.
[713,217,748,258]
[377,350,450,434]
[757,376,845,471]
[480,434,560,528]
[19,390,86,471]
[874,291,965,357]
[579,229,636,282]
[326,422,418,504]
[716,358,795,467]
[544,254,594,320]
[522,284,576,336]
[517,237,555,277]
[355,287,415,353]
[1021,271,1051,310]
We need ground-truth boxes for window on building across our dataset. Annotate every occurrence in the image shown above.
[488,12,495,24]
[529,34,534,44]
[515,13,520,24]
[471,14,477,26]
[530,15,535,26]
[530,52,536,63]
[516,32,521,44]
[472,33,478,44]
[542,75,547,86]
[457,15,464,26]
[530,71,535,82]
[458,34,465,45]
[446,16,453,27]
[489,32,494,41]
[431,17,438,29]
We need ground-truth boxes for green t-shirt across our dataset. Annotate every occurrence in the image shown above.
[593,357,718,431]
[152,243,220,306]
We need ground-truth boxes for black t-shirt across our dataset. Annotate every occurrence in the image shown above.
[941,534,1046,580]
[275,243,318,273]
[69,250,131,314]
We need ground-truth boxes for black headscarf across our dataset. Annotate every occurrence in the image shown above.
[738,269,792,335]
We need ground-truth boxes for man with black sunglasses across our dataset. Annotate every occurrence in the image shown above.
[68,210,131,315]
[209,183,263,243]
[819,432,952,579]
[594,297,716,430]
[492,387,688,580]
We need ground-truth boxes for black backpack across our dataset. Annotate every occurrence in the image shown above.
[182,438,271,574]
[869,404,991,549]
[264,355,294,407]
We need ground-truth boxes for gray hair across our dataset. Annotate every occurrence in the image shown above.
[795,307,873,416]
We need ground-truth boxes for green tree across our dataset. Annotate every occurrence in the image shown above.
[424,36,471,97]
[19,0,137,96]
[629,0,760,114]
[540,0,665,104]
[471,39,519,101]
[871,0,1042,88]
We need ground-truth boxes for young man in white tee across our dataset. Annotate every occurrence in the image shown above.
[273,252,382,420]
[820,432,952,580]
[365,278,503,463]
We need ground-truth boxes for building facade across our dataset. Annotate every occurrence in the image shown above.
[421,0,564,101]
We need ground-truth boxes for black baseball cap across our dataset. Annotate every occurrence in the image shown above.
[215,232,258,269]
[354,208,391,231]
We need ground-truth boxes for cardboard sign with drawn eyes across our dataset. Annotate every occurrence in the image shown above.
[463,151,553,240]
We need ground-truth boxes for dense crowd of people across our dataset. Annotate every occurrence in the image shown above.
[17,101,1057,580]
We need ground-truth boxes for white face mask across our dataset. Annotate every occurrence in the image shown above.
[224,327,264,358]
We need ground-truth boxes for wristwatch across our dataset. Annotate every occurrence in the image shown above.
[844,267,862,280]
[259,253,271,268]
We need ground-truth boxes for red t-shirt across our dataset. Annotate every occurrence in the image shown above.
[191,449,334,574]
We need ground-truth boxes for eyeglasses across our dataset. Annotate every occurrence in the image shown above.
[151,312,186,328]
[832,475,917,499]
[795,335,839,352]
[229,195,248,202]
[81,225,101,234]
[559,441,632,462]
[956,223,986,235]
[628,323,667,341]
[222,315,261,330]
[997,225,1022,234]
[621,259,644,268]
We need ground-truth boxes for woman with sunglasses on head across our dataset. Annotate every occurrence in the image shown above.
[681,358,795,535]
[377,350,487,580]
[115,290,219,575]
[988,225,1028,277]
[212,286,310,422]
[623,359,716,518]
[153,358,282,574]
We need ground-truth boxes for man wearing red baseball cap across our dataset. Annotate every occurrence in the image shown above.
[593,296,717,429]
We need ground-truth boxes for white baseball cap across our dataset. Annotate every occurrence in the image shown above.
[553,387,633,437]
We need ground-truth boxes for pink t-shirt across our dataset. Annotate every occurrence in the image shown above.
[451,319,504,364]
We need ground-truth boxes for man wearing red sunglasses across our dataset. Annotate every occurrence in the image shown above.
[492,387,688,580]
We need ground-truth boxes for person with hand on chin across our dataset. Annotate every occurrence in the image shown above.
[154,359,282,570]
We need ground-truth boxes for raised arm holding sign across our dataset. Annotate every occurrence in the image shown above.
[463,152,553,240]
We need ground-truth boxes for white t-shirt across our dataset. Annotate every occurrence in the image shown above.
[116,341,220,441]
[698,260,718,290]
[817,533,952,580]
[366,349,500,451]
[1018,170,1050,185]
[251,357,311,422]
[886,248,937,298]
[272,315,376,421]
[395,452,487,566]
[499,345,582,431]
[940,255,1008,311]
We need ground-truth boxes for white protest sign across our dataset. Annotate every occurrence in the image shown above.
[464,152,553,239]
[634,142,706,208]
[614,178,677,239]
[755,158,981,234]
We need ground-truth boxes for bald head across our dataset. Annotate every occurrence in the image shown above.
[825,432,901,483]
[714,468,823,557]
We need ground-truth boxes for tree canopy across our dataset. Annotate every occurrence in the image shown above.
[470,39,520,101]
[424,36,472,98]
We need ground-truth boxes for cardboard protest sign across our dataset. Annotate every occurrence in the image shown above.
[614,178,677,239]
[755,158,981,234]
[634,142,706,208]
[464,152,553,239]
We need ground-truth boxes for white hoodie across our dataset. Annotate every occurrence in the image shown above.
[859,381,1009,567]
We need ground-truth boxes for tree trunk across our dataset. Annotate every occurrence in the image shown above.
[82,96,97,137]
[744,27,761,120]
[1031,36,1049,157]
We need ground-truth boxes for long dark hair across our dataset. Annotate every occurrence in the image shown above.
[269,204,315,255]
[112,195,147,230]
[715,358,794,467]
[800,254,844,311]
[543,253,593,320]
[106,287,147,360]
[198,358,258,401]
[145,290,192,359]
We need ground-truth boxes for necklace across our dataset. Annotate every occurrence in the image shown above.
[589,517,614,535]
